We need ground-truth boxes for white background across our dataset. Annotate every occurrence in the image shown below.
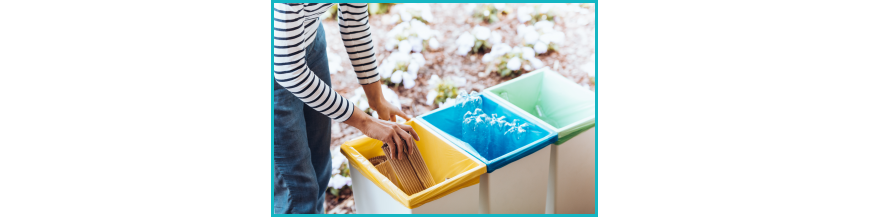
[1,0,869,216]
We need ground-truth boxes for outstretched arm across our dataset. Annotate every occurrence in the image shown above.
[337,3,411,122]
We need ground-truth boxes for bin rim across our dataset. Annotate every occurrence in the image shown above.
[483,68,596,145]
[340,119,487,209]
[417,94,558,173]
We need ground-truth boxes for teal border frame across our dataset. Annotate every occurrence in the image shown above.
[272,1,597,216]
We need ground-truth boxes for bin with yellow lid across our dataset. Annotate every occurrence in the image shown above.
[340,119,487,214]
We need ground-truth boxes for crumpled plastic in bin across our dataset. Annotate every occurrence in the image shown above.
[418,94,558,173]
[485,68,595,144]
[340,119,487,209]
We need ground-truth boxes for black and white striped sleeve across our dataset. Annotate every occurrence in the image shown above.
[274,3,354,122]
[337,3,380,85]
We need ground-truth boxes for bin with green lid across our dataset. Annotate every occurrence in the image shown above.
[484,68,596,214]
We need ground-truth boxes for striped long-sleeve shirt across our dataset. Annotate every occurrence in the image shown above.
[273,3,380,122]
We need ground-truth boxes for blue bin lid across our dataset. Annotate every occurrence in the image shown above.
[418,94,557,173]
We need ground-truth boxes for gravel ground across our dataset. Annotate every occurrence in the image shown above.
[315,3,595,213]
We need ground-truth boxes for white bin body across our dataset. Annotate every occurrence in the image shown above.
[545,127,596,214]
[479,145,552,214]
[349,166,480,214]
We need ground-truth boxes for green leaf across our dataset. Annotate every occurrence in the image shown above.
[473,40,483,53]
[330,187,339,196]
[500,69,511,77]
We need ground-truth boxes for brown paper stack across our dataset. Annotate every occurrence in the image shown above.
[381,143,436,195]
[368,155,401,190]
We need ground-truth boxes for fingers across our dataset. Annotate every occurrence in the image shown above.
[391,130,405,160]
[397,124,420,141]
[397,129,416,155]
[387,138,397,160]
[394,109,411,122]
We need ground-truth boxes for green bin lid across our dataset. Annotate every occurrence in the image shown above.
[484,68,595,144]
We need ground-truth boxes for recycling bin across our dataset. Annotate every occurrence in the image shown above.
[484,68,596,214]
[341,119,487,214]
[418,94,558,214]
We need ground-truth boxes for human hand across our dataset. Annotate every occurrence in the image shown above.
[345,106,420,160]
[361,81,412,122]
[370,98,411,122]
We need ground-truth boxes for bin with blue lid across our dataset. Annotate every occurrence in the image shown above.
[484,68,596,214]
[418,93,557,214]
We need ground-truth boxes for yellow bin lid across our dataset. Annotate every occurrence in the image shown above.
[340,119,487,209]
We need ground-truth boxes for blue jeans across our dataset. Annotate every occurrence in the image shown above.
[273,23,333,214]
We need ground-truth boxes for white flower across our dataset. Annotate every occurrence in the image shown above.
[534,41,548,54]
[343,176,353,187]
[379,62,394,79]
[407,61,420,75]
[332,154,347,171]
[456,31,475,55]
[390,52,411,63]
[493,3,505,10]
[473,26,491,41]
[529,58,544,69]
[387,22,408,38]
[410,37,424,53]
[391,70,404,83]
[410,19,431,39]
[411,52,426,65]
[403,71,417,89]
[483,9,490,17]
[427,74,441,87]
[385,39,398,51]
[507,57,522,71]
[428,37,440,50]
[522,47,536,60]
[330,175,351,189]
[457,46,471,56]
[524,31,539,45]
[400,11,412,22]
[425,89,437,105]
[511,46,523,55]
[398,40,412,54]
[535,20,555,32]
[439,98,456,108]
[524,64,532,71]
[489,32,502,45]
[482,53,494,63]
[517,6,533,23]
[491,43,511,56]
[381,85,401,108]
[422,10,434,22]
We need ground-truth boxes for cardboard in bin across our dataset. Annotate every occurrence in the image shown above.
[417,94,557,173]
[340,119,486,209]
[485,68,595,144]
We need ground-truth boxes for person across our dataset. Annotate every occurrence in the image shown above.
[272,3,420,214]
